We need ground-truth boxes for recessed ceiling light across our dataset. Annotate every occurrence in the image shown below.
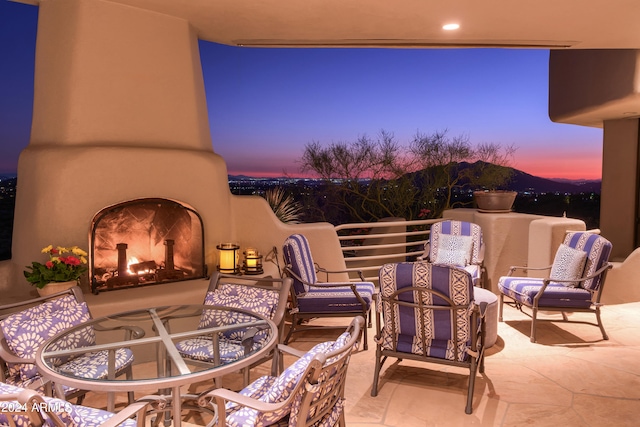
[442,23,460,31]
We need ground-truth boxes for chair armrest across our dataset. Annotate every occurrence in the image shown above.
[543,262,613,286]
[285,266,362,290]
[1,390,45,426]
[275,343,307,359]
[416,240,431,262]
[308,281,359,289]
[476,301,488,318]
[199,387,289,424]
[507,265,552,276]
[316,265,366,281]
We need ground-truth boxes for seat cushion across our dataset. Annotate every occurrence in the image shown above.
[175,336,252,364]
[296,282,375,313]
[392,334,469,362]
[53,347,134,381]
[498,276,593,308]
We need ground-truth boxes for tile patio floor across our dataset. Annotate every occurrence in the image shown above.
[83,300,640,426]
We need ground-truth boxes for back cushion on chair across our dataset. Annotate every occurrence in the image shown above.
[283,234,318,295]
[226,340,336,427]
[1,297,94,382]
[563,232,613,291]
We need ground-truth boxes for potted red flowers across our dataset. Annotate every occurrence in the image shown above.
[24,245,88,296]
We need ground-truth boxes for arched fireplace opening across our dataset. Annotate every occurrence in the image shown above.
[90,198,205,294]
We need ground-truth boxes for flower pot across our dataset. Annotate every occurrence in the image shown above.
[37,280,78,297]
[473,190,517,213]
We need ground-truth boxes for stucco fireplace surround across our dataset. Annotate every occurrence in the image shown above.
[3,0,346,302]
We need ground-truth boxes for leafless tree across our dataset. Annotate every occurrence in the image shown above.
[299,129,515,223]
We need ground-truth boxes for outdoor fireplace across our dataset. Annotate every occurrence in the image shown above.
[90,198,205,294]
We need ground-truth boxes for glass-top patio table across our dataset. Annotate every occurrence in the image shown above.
[35,304,278,427]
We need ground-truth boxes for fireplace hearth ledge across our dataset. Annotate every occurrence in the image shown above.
[82,278,210,319]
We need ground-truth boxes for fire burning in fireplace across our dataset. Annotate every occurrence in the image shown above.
[90,198,205,294]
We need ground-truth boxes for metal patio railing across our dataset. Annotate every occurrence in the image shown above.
[334,218,439,284]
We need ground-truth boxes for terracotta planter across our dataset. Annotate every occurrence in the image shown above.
[473,190,517,213]
[37,280,78,297]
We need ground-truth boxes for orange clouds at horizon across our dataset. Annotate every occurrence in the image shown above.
[514,152,602,180]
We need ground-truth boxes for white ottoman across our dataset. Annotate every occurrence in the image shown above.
[473,287,499,348]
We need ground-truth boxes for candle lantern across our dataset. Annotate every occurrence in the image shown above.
[243,248,264,275]
[217,243,240,274]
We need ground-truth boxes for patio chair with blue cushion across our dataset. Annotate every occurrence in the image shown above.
[498,231,613,343]
[371,262,486,414]
[282,234,375,350]
[0,286,140,410]
[420,220,486,288]
[175,272,292,386]
[0,381,163,427]
[197,316,363,427]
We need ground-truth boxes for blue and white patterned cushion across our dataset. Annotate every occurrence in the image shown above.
[549,243,588,285]
[498,232,613,308]
[0,382,138,427]
[497,277,593,308]
[0,295,82,387]
[175,337,247,364]
[378,262,474,363]
[563,232,612,291]
[286,332,353,427]
[176,283,280,364]
[296,282,375,314]
[223,340,336,427]
[200,283,279,341]
[283,234,318,295]
[1,300,94,381]
[54,347,135,381]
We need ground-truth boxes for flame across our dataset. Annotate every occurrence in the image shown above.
[127,257,139,275]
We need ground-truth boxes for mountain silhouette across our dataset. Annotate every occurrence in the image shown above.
[508,168,601,193]
[228,162,601,194]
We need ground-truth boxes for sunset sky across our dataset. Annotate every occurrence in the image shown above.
[0,1,603,180]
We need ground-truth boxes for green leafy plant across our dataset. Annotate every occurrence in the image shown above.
[264,187,303,224]
[24,245,88,288]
